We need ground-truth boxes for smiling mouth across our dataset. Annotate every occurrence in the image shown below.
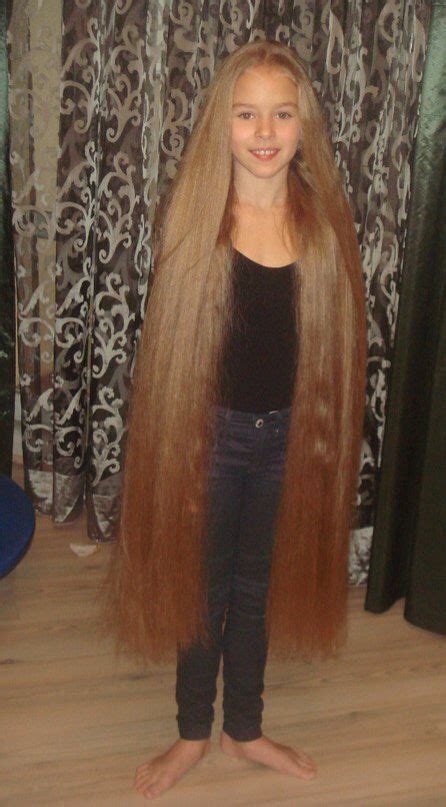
[250,148,279,156]
[249,148,280,162]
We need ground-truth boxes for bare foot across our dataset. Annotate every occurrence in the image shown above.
[220,731,316,780]
[134,738,210,800]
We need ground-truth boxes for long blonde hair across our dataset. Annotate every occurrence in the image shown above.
[104,40,367,662]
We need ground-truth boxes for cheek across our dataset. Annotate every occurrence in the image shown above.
[231,122,250,153]
[287,123,301,150]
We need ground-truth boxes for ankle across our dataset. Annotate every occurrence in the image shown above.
[177,737,210,753]
[221,730,261,745]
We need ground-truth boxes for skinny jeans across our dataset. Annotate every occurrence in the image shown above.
[176,405,291,742]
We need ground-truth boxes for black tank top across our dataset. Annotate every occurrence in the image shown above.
[219,249,298,412]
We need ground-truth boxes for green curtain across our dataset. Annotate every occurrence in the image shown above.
[0,0,15,477]
[365,0,446,634]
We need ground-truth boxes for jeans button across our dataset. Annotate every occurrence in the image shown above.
[255,418,264,429]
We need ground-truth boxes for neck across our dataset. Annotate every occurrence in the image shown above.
[233,165,289,211]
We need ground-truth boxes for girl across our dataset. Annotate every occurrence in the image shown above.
[106,40,366,799]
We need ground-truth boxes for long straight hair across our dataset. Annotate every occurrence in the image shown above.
[104,40,367,662]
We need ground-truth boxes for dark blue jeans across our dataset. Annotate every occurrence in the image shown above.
[176,406,291,742]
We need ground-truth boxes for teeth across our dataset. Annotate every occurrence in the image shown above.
[252,149,277,155]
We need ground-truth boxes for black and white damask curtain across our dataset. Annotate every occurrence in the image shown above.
[7,0,432,582]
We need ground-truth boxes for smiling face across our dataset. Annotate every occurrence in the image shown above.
[231,65,301,186]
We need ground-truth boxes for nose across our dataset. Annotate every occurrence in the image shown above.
[255,116,274,140]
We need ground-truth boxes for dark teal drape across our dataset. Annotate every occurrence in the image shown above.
[0,0,15,477]
[365,0,446,634]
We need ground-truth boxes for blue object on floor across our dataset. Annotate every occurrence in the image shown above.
[0,475,35,578]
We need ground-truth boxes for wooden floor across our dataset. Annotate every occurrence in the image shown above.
[1,502,446,806]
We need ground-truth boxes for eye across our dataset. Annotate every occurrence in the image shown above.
[237,112,254,120]
[276,111,292,119]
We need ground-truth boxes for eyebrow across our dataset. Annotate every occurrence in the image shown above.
[232,102,298,109]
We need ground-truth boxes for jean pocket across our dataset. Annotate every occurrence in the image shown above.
[271,421,290,454]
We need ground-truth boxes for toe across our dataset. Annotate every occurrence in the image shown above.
[135,771,157,793]
[143,785,159,799]
[298,755,315,769]
[143,778,168,799]
[299,763,316,779]
[135,763,152,783]
[293,748,316,767]
[299,751,315,764]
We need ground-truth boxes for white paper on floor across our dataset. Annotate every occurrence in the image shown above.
[69,542,100,557]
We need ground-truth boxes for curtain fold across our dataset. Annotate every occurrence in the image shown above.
[7,2,431,587]
[365,0,446,634]
[0,0,15,477]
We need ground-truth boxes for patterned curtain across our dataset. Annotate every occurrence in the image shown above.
[0,1,15,476]
[7,0,431,582]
